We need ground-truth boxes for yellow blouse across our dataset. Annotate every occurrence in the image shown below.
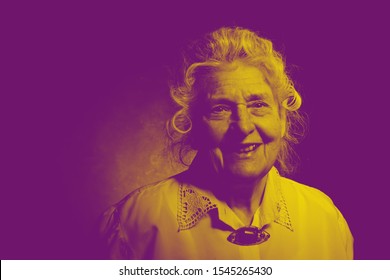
[99,167,353,259]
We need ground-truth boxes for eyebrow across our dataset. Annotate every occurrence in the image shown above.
[244,93,270,102]
[208,93,271,104]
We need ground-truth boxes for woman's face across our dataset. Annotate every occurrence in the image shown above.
[198,61,285,180]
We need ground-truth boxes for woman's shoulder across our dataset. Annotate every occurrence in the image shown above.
[278,175,338,215]
[122,176,179,203]
[106,175,183,219]
[277,173,354,259]
[98,174,183,258]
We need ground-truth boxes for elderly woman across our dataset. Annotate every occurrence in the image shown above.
[99,27,353,259]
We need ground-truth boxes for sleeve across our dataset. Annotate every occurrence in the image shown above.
[336,208,354,259]
[98,206,136,259]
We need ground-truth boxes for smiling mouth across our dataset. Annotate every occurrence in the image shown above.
[235,143,260,154]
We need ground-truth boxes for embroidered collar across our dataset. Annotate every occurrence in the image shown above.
[177,167,294,232]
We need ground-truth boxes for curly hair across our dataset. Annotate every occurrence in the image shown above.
[166,27,306,175]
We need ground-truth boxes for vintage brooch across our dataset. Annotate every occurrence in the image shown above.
[227,226,270,246]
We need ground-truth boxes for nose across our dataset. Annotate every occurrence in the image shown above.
[230,105,255,136]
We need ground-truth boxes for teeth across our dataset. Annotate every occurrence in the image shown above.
[239,144,257,153]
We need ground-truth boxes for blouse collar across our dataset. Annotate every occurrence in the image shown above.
[177,162,294,232]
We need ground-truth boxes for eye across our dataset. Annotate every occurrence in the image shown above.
[247,100,271,116]
[248,100,268,109]
[207,104,232,119]
[211,105,231,114]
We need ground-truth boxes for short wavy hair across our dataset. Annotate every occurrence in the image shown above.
[167,27,306,175]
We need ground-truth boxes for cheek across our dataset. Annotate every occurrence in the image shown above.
[256,119,284,142]
[202,118,230,146]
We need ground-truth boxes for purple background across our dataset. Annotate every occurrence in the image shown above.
[1,1,389,259]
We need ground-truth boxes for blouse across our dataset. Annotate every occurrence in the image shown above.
[99,167,353,259]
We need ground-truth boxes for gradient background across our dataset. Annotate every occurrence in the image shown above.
[1,1,389,259]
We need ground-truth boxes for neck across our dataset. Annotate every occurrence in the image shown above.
[216,173,267,214]
[187,152,269,224]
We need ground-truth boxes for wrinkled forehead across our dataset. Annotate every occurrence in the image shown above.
[197,61,277,102]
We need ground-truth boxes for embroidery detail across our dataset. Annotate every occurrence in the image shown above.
[178,185,217,231]
[274,191,294,232]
